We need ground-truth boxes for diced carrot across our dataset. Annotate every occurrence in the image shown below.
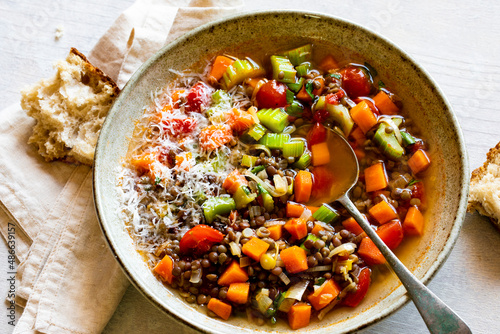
[175,152,193,171]
[286,201,305,218]
[280,246,308,274]
[284,218,308,240]
[310,223,325,236]
[319,54,339,71]
[225,108,255,133]
[311,142,331,166]
[154,255,174,284]
[226,282,250,304]
[368,200,398,224]
[171,89,186,108]
[294,170,313,203]
[131,151,157,175]
[342,216,366,235]
[377,220,404,250]
[408,149,431,174]
[307,279,341,311]
[267,224,283,241]
[403,206,425,236]
[222,169,248,195]
[372,90,399,115]
[364,162,388,192]
[296,77,324,102]
[358,237,385,265]
[296,85,311,102]
[207,298,232,320]
[199,124,233,150]
[350,100,378,134]
[288,302,311,330]
[209,55,235,82]
[307,206,320,214]
[350,126,366,147]
[241,237,270,261]
[218,261,249,286]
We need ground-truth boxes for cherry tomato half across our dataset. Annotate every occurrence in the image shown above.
[342,267,371,307]
[162,117,197,137]
[340,66,373,98]
[185,81,212,112]
[179,224,224,254]
[256,80,288,108]
[306,123,327,147]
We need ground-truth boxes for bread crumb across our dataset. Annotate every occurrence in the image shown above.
[55,25,64,40]
[21,48,119,165]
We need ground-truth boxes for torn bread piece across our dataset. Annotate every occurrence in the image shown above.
[468,142,500,229]
[21,47,119,165]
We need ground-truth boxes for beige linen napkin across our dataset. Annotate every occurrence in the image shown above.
[0,0,243,333]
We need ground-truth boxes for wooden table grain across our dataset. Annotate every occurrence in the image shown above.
[1,1,499,333]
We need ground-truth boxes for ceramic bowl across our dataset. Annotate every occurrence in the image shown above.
[94,10,469,333]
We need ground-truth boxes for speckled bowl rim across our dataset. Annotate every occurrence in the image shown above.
[94,9,470,334]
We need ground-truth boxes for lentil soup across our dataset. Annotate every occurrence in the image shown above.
[117,43,432,330]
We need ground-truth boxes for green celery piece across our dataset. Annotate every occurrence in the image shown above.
[270,56,296,84]
[221,58,265,90]
[211,90,231,108]
[285,100,304,117]
[241,155,258,167]
[282,44,312,66]
[312,204,339,224]
[283,140,305,158]
[251,165,266,174]
[314,96,354,136]
[203,196,236,223]
[258,133,290,150]
[296,62,312,77]
[293,149,311,169]
[233,186,257,209]
[373,122,405,160]
[257,183,274,212]
[401,131,416,147]
[257,108,290,133]
[300,234,320,251]
[287,77,305,93]
[246,123,267,141]
[287,179,294,195]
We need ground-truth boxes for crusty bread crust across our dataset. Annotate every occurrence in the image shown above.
[468,142,500,229]
[21,47,120,165]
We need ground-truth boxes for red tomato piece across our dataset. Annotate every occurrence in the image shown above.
[340,66,373,98]
[342,267,371,307]
[411,181,425,200]
[185,81,212,112]
[256,80,288,108]
[311,165,335,199]
[306,123,327,147]
[312,109,329,123]
[162,117,197,137]
[377,220,404,250]
[325,90,345,105]
[179,225,224,254]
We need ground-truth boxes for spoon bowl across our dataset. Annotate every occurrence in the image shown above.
[321,129,471,334]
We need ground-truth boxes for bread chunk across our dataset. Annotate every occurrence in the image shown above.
[468,142,500,229]
[21,48,119,165]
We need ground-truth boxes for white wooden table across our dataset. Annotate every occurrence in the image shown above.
[1,1,500,333]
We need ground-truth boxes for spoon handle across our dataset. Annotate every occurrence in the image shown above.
[338,196,471,334]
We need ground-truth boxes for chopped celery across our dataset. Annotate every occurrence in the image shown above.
[283,140,305,158]
[314,96,354,136]
[203,196,236,223]
[296,62,312,77]
[282,44,312,66]
[401,131,416,147]
[257,108,290,133]
[270,56,296,84]
[287,179,294,195]
[221,58,265,90]
[258,133,290,150]
[241,155,258,167]
[251,165,266,174]
[257,183,274,212]
[233,185,257,209]
[211,90,231,108]
[293,150,311,169]
[246,123,267,141]
[373,122,404,160]
[312,204,339,224]
[285,100,305,117]
[287,77,305,93]
[300,234,320,251]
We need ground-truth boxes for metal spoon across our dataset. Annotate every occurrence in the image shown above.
[309,129,471,334]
